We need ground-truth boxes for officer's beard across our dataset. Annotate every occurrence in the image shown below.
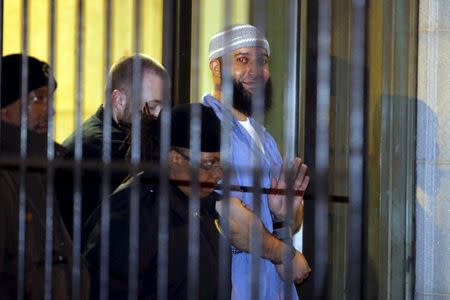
[232,77,272,117]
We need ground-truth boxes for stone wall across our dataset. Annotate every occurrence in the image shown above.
[416,0,450,298]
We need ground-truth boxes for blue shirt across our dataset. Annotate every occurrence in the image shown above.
[203,95,299,300]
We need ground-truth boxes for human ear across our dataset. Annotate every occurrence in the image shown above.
[0,100,21,126]
[111,89,125,107]
[209,60,222,78]
[111,89,125,122]
[0,108,9,123]
[169,150,181,165]
[1,107,8,119]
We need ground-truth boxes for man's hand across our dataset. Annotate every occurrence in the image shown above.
[142,100,162,119]
[269,157,309,232]
[275,250,311,284]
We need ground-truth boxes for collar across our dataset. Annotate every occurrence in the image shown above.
[120,173,217,222]
[202,94,269,156]
[94,105,129,132]
[202,94,267,135]
[168,180,218,220]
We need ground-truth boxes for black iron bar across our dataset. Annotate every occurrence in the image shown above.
[44,0,56,299]
[187,101,201,300]
[314,0,331,298]
[250,2,267,298]
[18,1,29,299]
[72,0,84,299]
[282,0,300,298]
[218,1,233,297]
[346,0,366,298]
[99,0,113,299]
[128,1,143,299]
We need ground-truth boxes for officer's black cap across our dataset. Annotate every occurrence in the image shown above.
[171,103,221,152]
[1,54,57,108]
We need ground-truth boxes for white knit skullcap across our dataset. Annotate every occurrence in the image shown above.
[208,24,270,61]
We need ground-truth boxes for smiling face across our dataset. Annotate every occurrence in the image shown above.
[1,85,52,134]
[229,47,270,94]
[209,46,272,118]
[229,47,273,116]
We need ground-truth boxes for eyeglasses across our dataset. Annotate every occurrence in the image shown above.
[172,148,222,172]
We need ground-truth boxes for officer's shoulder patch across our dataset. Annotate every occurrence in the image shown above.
[214,218,224,237]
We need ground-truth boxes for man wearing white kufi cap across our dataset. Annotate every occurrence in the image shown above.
[203,24,311,299]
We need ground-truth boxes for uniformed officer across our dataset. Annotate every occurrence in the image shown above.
[84,103,228,299]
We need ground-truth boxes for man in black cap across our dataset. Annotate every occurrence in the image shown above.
[84,103,227,299]
[0,54,89,299]
[0,54,55,133]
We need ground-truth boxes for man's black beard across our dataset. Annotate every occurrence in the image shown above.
[231,77,272,117]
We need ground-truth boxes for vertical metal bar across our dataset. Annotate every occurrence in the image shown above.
[99,0,113,299]
[283,0,299,161]
[161,0,174,87]
[189,0,200,104]
[72,0,84,299]
[251,0,266,28]
[129,77,141,297]
[128,1,142,299]
[295,2,308,293]
[187,3,202,300]
[217,2,233,299]
[250,165,262,300]
[157,0,184,292]
[405,2,418,299]
[251,3,267,298]
[44,0,57,299]
[157,5,173,300]
[298,2,318,298]
[346,0,366,298]
[249,148,263,300]
[283,1,300,298]
[297,0,307,162]
[18,1,29,298]
[314,0,331,298]
[187,103,201,300]
[172,0,191,106]
[157,94,171,300]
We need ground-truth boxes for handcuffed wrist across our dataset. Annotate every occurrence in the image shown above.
[279,244,296,265]
[273,225,293,244]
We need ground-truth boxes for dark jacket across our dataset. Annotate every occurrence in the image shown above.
[0,121,90,300]
[84,174,230,300]
[57,105,130,235]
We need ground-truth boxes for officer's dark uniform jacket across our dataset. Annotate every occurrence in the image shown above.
[84,173,230,299]
[57,105,130,235]
[0,121,90,299]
